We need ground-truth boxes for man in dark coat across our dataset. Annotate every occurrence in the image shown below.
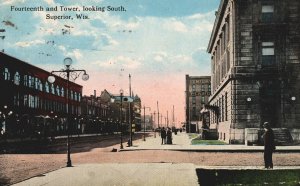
[166,128,172,144]
[263,122,276,169]
[160,127,166,145]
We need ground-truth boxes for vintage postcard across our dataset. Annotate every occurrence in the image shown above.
[0,0,300,185]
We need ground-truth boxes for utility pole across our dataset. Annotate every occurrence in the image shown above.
[167,110,169,128]
[157,101,160,128]
[128,74,132,146]
[172,105,175,127]
[153,111,157,137]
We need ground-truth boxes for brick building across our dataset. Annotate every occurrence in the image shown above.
[185,75,211,133]
[207,0,300,144]
[0,52,82,137]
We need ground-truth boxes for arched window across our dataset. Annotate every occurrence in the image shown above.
[74,92,77,101]
[78,93,81,102]
[51,84,55,94]
[61,87,64,97]
[56,86,60,96]
[35,78,39,89]
[39,80,43,91]
[14,71,20,85]
[70,90,73,100]
[45,82,49,93]
[4,68,10,80]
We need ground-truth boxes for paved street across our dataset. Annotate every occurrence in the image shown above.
[1,132,300,185]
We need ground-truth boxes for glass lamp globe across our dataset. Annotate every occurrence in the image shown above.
[48,75,56,83]
[63,57,73,67]
[82,73,89,81]
[120,89,124,94]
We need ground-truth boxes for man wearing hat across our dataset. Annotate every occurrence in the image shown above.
[262,122,276,169]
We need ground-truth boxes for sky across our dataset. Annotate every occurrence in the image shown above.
[0,0,220,127]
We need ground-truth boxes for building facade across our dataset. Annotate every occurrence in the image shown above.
[0,52,82,138]
[185,75,211,133]
[207,0,300,143]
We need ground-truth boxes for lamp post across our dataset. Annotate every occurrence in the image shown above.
[119,89,124,149]
[143,106,151,141]
[47,57,89,167]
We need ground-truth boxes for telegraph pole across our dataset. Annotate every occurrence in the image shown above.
[128,74,132,146]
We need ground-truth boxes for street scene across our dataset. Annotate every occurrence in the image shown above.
[1,132,300,185]
[1,0,300,185]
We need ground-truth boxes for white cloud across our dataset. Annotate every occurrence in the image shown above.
[1,0,25,5]
[165,19,188,33]
[15,40,44,47]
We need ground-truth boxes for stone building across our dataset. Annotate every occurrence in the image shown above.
[207,0,300,144]
[185,75,211,133]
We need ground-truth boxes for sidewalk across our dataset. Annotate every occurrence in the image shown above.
[121,132,300,152]
[13,163,199,186]
[12,132,300,186]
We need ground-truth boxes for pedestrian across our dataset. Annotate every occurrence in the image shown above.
[262,122,276,169]
[166,128,172,144]
[160,127,166,145]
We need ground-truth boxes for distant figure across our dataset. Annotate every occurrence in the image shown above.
[166,128,172,144]
[160,127,166,145]
[262,122,276,169]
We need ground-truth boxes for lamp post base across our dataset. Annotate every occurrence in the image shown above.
[66,160,72,167]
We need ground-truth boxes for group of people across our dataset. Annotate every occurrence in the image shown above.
[160,127,173,145]
[156,122,275,169]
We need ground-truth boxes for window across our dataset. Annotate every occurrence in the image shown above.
[14,72,20,85]
[192,96,196,104]
[201,96,205,104]
[70,90,74,100]
[225,92,228,121]
[28,76,32,87]
[74,92,77,101]
[35,78,39,90]
[262,42,275,66]
[24,75,28,86]
[192,84,196,92]
[78,93,81,102]
[56,86,60,96]
[51,84,55,94]
[262,5,274,22]
[39,80,43,91]
[45,82,49,93]
[61,87,64,97]
[4,68,10,80]
[24,95,28,107]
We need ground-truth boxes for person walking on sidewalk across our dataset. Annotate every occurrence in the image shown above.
[166,128,172,144]
[160,127,166,144]
[262,122,276,169]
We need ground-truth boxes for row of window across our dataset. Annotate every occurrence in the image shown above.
[191,84,211,92]
[1,67,82,102]
[211,92,228,124]
[13,93,80,115]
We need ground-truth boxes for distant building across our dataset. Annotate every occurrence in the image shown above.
[185,75,211,133]
[99,89,142,133]
[207,0,300,144]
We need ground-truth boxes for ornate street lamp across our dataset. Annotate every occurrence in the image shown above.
[47,57,89,167]
[119,89,124,149]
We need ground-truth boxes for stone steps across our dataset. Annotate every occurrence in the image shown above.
[273,128,293,145]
